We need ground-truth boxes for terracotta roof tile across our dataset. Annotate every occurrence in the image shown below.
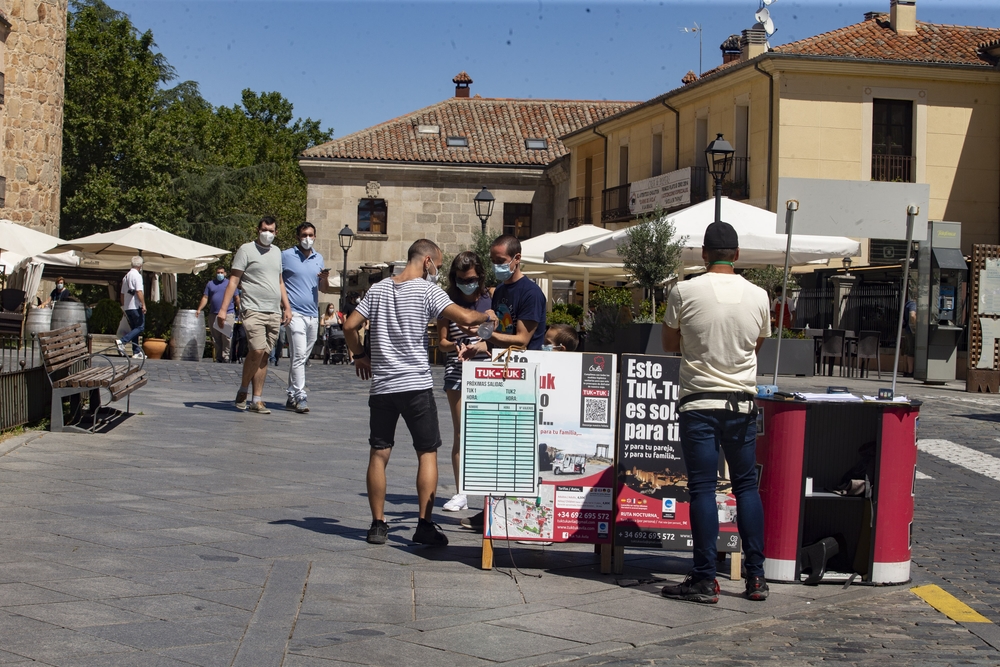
[773,15,1000,67]
[452,71,473,84]
[681,70,698,85]
[301,98,639,166]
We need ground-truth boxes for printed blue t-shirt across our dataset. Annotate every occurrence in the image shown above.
[491,276,546,350]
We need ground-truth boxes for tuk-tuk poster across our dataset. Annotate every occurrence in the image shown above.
[615,354,741,552]
[484,351,617,544]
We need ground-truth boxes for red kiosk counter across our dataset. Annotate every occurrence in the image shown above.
[755,396,920,585]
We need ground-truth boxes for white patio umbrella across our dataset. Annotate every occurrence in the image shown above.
[0,220,63,260]
[57,222,229,263]
[546,198,860,268]
[520,225,631,313]
[32,250,217,275]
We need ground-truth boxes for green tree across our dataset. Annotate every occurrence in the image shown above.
[617,209,685,316]
[62,0,183,239]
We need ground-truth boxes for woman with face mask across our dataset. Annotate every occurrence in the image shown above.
[42,277,70,308]
[320,303,347,364]
[437,251,493,513]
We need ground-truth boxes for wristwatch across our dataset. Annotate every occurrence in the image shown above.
[352,351,367,359]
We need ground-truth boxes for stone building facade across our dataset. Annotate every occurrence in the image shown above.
[0,0,67,235]
[299,74,635,274]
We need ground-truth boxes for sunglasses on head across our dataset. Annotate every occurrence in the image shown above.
[455,277,479,285]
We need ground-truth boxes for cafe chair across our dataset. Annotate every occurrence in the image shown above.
[853,330,882,379]
[819,329,847,376]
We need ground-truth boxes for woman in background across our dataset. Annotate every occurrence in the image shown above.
[437,251,492,512]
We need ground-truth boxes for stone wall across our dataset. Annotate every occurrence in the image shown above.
[0,0,67,235]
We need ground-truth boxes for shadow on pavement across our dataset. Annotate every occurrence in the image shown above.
[183,400,242,411]
[956,413,1000,422]
[269,516,347,535]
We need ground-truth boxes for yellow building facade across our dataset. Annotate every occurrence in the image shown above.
[563,4,1000,256]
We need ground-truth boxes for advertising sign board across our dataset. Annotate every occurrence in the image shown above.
[628,168,692,215]
[482,351,617,544]
[614,354,741,552]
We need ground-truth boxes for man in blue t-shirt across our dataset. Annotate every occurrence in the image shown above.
[457,233,546,529]
[197,267,240,362]
[281,222,329,414]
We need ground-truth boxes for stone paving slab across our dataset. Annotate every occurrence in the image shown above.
[0,361,998,665]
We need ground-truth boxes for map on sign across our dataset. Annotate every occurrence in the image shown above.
[488,488,554,540]
[459,362,539,497]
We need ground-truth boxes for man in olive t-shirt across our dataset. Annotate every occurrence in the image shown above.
[216,216,291,414]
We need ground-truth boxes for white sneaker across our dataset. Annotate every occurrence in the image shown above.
[132,351,145,359]
[114,339,127,356]
[442,494,468,512]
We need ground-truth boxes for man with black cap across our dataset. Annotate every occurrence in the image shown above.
[659,220,771,604]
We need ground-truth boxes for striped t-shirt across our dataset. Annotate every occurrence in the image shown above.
[356,278,453,395]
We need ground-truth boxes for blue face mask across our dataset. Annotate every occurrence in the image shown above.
[215,273,225,283]
[541,344,554,352]
[493,262,513,282]
[457,281,478,296]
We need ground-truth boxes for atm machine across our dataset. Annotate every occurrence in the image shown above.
[914,221,968,383]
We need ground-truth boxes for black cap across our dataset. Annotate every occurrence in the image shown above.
[703,221,739,249]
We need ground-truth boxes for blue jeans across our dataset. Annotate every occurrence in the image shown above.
[121,308,145,355]
[679,409,765,581]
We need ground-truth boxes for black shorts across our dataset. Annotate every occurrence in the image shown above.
[368,389,442,452]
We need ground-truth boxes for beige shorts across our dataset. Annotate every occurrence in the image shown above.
[243,310,281,352]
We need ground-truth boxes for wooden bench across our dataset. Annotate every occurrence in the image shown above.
[36,324,148,432]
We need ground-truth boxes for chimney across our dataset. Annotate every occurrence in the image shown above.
[890,0,917,36]
[453,71,472,98]
[740,27,768,62]
[720,35,741,65]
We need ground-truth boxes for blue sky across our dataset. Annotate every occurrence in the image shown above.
[113,1,1000,139]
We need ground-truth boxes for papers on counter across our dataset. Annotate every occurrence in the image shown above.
[793,393,863,402]
[862,395,911,403]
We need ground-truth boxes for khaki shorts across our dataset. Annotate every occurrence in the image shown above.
[243,310,281,352]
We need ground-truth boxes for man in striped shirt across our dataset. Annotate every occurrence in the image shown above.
[344,239,498,546]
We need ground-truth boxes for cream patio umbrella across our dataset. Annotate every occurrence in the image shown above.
[57,222,228,263]
[0,220,63,263]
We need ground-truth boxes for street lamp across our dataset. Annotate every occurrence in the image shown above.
[705,133,735,224]
[338,225,354,311]
[473,187,495,233]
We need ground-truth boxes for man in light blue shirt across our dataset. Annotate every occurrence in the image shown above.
[281,222,330,413]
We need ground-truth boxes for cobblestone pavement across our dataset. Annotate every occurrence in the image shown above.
[1,361,999,666]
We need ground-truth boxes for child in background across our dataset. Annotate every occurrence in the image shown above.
[543,323,579,352]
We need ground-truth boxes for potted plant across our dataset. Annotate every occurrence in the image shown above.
[141,301,177,360]
[583,286,633,353]
[610,209,685,353]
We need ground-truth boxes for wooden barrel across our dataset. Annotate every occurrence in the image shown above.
[169,309,205,362]
[50,301,87,336]
[24,307,52,339]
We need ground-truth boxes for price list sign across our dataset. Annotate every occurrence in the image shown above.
[460,363,539,497]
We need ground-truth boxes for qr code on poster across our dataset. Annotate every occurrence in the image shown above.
[583,397,609,425]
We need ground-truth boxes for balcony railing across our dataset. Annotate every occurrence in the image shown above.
[567,196,592,228]
[872,154,915,183]
[601,184,631,223]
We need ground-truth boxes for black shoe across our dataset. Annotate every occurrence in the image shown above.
[412,519,449,546]
[745,575,769,601]
[366,519,388,545]
[661,573,720,604]
[460,510,485,530]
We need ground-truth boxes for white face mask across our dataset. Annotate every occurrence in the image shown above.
[258,230,275,246]
[425,267,440,285]
[299,237,314,250]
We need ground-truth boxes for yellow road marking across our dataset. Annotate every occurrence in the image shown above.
[912,585,992,624]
